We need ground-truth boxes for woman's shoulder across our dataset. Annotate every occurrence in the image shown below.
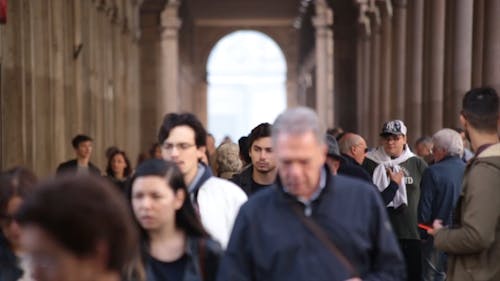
[188,236,223,257]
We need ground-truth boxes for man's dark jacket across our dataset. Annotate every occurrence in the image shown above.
[230,165,253,195]
[338,153,372,183]
[0,234,22,281]
[56,159,101,176]
[218,168,406,281]
[418,155,465,238]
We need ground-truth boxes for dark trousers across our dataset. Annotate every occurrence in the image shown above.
[421,238,447,281]
[399,239,422,281]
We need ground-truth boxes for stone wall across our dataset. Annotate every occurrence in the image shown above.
[0,0,142,176]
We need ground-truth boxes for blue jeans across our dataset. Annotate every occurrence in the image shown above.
[421,239,447,281]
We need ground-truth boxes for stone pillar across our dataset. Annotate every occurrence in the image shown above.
[362,36,372,140]
[450,0,473,127]
[356,34,365,134]
[390,0,406,120]
[312,0,334,128]
[379,2,392,130]
[369,3,381,145]
[405,0,424,142]
[160,0,182,117]
[1,0,25,169]
[427,0,446,134]
[472,0,484,87]
[483,0,500,93]
[51,0,68,168]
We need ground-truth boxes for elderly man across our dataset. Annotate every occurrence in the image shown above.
[418,129,466,281]
[428,87,500,281]
[338,133,372,182]
[218,107,405,281]
[363,120,427,281]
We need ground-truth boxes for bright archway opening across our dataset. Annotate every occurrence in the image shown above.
[207,30,287,145]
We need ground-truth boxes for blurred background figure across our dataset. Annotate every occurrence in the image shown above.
[215,142,243,180]
[130,159,222,281]
[106,149,133,193]
[105,146,120,163]
[148,143,163,160]
[327,127,345,141]
[237,136,251,168]
[453,127,474,162]
[0,167,37,281]
[415,136,434,164]
[15,175,140,281]
[56,134,101,176]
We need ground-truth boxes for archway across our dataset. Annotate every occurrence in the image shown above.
[206,30,287,145]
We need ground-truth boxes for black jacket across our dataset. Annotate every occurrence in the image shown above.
[218,168,406,281]
[0,234,22,281]
[56,159,101,176]
[230,165,253,195]
[144,236,223,281]
[338,154,372,183]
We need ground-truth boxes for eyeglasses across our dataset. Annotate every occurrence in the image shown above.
[162,142,196,152]
[383,135,403,142]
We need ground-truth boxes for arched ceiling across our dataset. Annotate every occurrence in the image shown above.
[140,0,301,20]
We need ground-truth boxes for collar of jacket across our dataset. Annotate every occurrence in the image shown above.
[275,165,333,206]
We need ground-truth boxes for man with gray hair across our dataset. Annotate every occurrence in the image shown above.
[418,128,466,281]
[218,107,405,281]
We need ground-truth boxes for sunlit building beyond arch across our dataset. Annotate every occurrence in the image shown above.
[207,30,287,144]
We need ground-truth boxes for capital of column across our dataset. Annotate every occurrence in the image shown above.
[368,0,382,31]
[354,0,372,36]
[376,0,393,17]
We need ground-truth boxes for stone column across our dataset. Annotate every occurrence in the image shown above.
[369,4,381,145]
[356,34,365,134]
[362,36,372,140]
[390,0,406,119]
[312,0,334,128]
[1,0,24,169]
[472,0,484,87]
[427,0,446,133]
[483,0,500,93]
[378,1,392,129]
[160,0,182,118]
[450,0,473,127]
[405,0,424,142]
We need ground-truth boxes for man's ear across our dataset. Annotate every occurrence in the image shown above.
[459,114,467,128]
[174,189,186,210]
[197,145,207,159]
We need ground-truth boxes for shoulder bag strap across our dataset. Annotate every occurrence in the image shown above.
[289,202,359,278]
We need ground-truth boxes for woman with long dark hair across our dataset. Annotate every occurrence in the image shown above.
[0,166,37,281]
[129,159,222,281]
[106,149,133,193]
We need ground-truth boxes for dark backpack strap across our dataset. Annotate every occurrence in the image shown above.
[289,202,359,278]
[198,238,207,281]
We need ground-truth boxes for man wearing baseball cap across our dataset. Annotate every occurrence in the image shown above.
[363,120,428,281]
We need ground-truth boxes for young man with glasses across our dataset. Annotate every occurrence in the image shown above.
[362,120,428,281]
[158,113,247,249]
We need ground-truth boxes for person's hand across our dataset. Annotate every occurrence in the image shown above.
[387,168,404,185]
[344,278,362,281]
[427,219,444,236]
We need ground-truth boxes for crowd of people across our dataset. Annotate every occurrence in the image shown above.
[1,86,499,281]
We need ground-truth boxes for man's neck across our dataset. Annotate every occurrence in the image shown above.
[252,168,277,185]
[469,130,499,151]
[77,157,89,166]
